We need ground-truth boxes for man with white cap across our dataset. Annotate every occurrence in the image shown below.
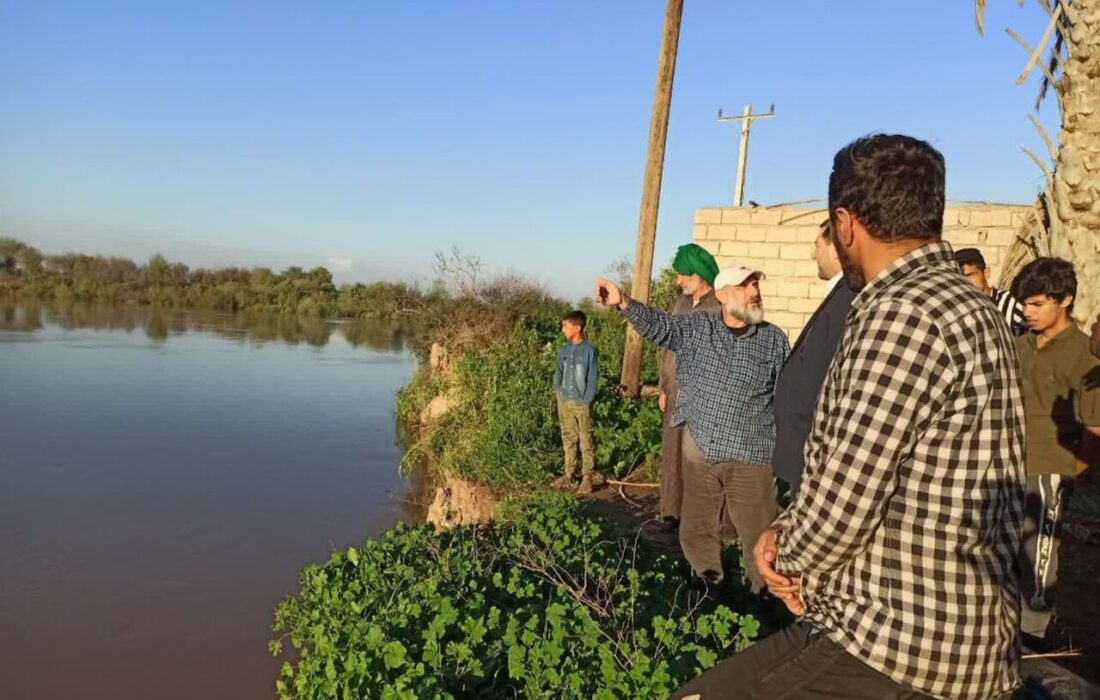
[595,265,788,595]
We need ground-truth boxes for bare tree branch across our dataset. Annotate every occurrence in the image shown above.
[433,245,482,298]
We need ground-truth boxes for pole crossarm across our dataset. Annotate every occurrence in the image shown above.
[716,103,777,123]
[718,103,776,206]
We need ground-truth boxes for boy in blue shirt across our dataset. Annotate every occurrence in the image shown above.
[553,310,599,494]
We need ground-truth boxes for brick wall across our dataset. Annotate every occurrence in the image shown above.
[693,204,1030,342]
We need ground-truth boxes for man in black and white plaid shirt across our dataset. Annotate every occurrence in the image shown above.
[671,135,1026,700]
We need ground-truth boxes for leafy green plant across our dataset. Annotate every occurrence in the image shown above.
[399,309,667,487]
[272,494,761,699]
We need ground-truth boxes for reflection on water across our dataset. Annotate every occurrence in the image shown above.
[0,301,412,351]
[0,303,424,700]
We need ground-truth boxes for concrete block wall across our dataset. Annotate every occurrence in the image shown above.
[693,204,1031,342]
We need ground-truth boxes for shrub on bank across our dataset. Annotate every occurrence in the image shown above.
[398,304,672,489]
[271,494,761,699]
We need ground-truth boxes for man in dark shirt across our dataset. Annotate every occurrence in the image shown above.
[955,247,1027,336]
[772,219,854,497]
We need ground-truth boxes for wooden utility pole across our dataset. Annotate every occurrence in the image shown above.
[718,103,776,206]
[620,0,683,397]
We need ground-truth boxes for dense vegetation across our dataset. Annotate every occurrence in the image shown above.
[397,266,680,488]
[264,250,738,698]
[271,494,765,699]
[0,237,425,319]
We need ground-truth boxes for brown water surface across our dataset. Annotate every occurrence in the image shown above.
[0,303,422,699]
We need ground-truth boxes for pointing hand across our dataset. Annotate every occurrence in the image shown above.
[595,277,625,308]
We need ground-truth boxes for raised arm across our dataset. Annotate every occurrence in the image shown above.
[594,277,698,351]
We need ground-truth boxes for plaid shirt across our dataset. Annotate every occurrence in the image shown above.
[774,242,1026,700]
[622,302,789,465]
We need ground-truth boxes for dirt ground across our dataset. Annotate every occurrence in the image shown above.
[585,470,1100,688]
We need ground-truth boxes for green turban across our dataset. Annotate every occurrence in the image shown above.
[672,243,719,286]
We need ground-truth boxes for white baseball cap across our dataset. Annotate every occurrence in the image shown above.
[713,265,765,290]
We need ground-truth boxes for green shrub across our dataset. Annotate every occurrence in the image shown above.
[271,494,760,699]
[417,322,562,488]
[400,309,668,488]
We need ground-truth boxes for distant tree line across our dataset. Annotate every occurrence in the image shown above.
[2,302,412,352]
[0,237,426,319]
[0,238,684,363]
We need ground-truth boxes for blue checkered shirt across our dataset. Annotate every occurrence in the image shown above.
[622,301,789,465]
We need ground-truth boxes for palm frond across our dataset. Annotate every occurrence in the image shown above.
[1029,113,1058,162]
[1032,0,1072,110]
[1017,2,1064,84]
[976,0,988,35]
[1006,28,1064,109]
[1021,146,1054,182]
[1036,28,1065,109]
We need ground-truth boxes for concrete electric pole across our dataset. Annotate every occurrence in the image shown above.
[718,103,775,206]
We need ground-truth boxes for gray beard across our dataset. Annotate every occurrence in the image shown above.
[726,299,764,325]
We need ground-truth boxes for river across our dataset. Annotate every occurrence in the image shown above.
[0,303,422,699]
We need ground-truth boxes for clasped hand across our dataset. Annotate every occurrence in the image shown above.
[753,526,805,616]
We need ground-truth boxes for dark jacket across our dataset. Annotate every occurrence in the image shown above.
[772,279,855,492]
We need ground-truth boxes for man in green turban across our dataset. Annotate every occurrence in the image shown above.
[659,243,723,531]
[672,243,720,287]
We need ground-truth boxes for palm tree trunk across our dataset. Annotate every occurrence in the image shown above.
[1050,0,1100,328]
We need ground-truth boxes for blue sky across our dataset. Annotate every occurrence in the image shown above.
[0,1,1057,299]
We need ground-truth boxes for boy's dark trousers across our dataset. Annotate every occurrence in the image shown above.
[667,623,942,699]
[1019,473,1073,637]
